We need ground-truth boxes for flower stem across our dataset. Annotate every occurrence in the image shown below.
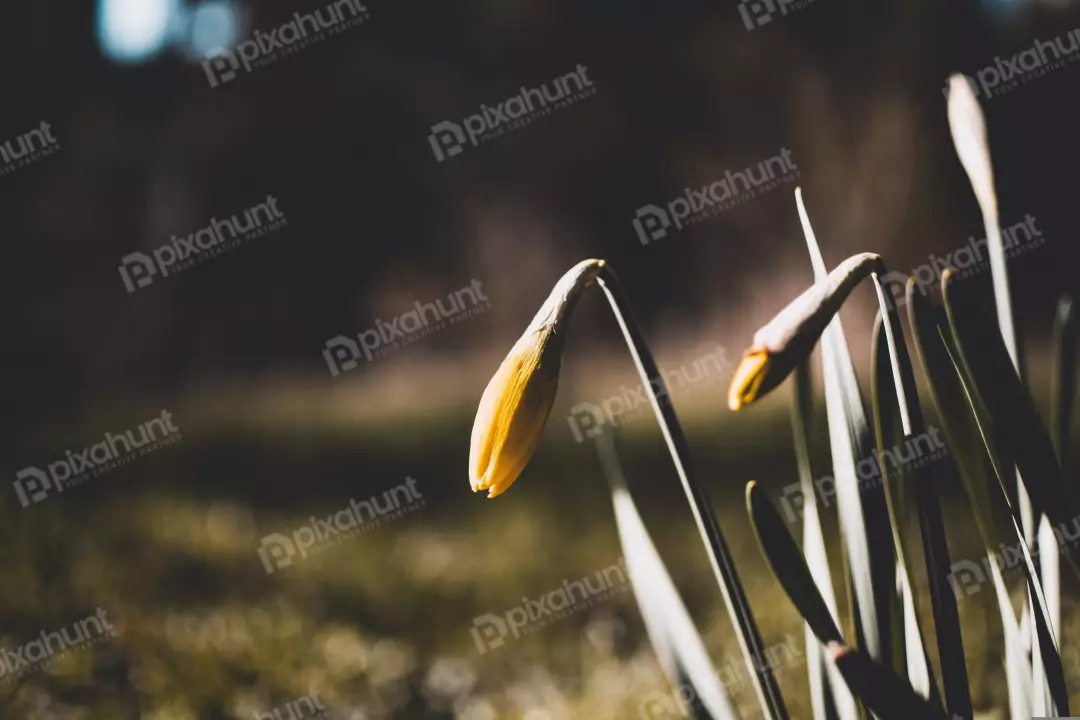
[596,265,789,720]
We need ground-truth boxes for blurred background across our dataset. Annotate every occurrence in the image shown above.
[2,0,1080,716]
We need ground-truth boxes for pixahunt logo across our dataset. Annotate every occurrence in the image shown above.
[203,0,371,87]
[738,0,817,31]
[162,608,294,653]
[470,559,630,654]
[778,427,948,523]
[257,477,424,574]
[0,609,115,684]
[254,692,328,720]
[879,214,1045,309]
[0,121,60,176]
[567,346,731,442]
[119,195,286,293]
[946,28,1080,100]
[633,148,799,245]
[14,410,181,509]
[948,513,1080,598]
[427,64,597,162]
[323,280,491,376]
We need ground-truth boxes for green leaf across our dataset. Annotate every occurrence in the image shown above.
[746,481,947,719]
[1043,295,1075,683]
[791,362,859,720]
[1051,296,1076,469]
[906,285,1012,553]
[827,643,950,720]
[904,278,1047,718]
[988,555,1035,720]
[746,480,845,645]
[872,308,971,719]
[795,191,900,700]
[943,270,1080,555]
[870,312,936,700]
[597,429,739,720]
[945,74,1018,366]
[597,265,790,720]
[942,270,1072,715]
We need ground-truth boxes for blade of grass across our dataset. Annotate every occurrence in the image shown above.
[597,429,739,720]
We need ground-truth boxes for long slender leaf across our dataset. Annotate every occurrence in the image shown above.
[869,313,935,699]
[792,362,859,720]
[1046,294,1076,664]
[795,190,896,682]
[943,270,1080,551]
[945,74,1019,368]
[907,284,1045,718]
[598,266,790,720]
[906,286,1013,552]
[989,555,1035,720]
[597,429,738,720]
[747,481,845,645]
[947,82,1040,710]
[827,643,951,720]
[742,480,949,720]
[1051,296,1076,469]
[871,308,971,719]
[942,270,1072,714]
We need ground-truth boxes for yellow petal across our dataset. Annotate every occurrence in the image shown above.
[469,327,560,497]
[728,348,771,411]
[468,259,605,498]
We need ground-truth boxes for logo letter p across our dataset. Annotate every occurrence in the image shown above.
[470,613,510,654]
[323,335,363,377]
[202,48,241,87]
[256,533,297,574]
[118,252,158,293]
[428,121,467,162]
[14,467,51,508]
[632,204,672,245]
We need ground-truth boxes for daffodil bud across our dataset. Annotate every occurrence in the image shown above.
[729,253,883,410]
[469,259,605,497]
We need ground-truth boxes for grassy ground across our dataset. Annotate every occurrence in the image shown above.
[2,369,1077,719]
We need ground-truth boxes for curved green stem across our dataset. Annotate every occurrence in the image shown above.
[595,265,789,720]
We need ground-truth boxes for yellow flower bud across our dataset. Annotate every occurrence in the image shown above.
[469,325,562,498]
[469,259,605,497]
[728,253,883,410]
